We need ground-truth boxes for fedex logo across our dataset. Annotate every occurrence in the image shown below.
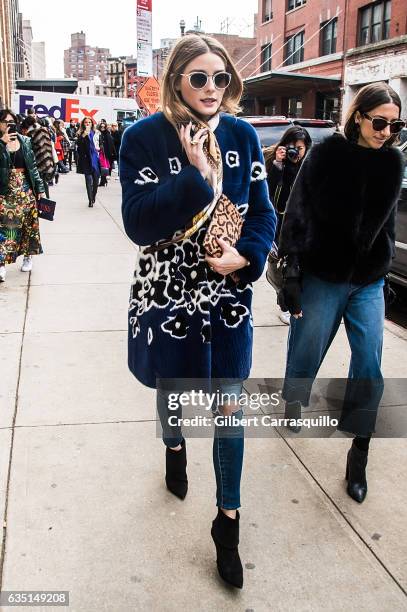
[19,95,98,122]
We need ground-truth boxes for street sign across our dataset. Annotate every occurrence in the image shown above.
[137,77,160,115]
[137,0,153,77]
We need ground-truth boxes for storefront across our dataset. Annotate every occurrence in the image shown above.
[242,71,341,121]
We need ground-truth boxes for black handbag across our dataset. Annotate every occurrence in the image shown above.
[266,242,284,292]
[37,197,56,221]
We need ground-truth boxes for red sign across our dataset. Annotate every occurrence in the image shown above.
[137,77,160,115]
[137,0,152,9]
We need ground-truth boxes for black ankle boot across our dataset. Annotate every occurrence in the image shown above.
[345,443,368,503]
[165,439,188,500]
[211,509,243,589]
[284,400,302,433]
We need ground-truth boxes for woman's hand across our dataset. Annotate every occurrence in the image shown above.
[205,238,249,276]
[179,122,211,180]
[275,146,286,162]
[1,127,13,145]
[37,192,46,201]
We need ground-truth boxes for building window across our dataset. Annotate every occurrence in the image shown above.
[320,18,337,55]
[287,0,306,10]
[263,0,272,22]
[261,44,272,72]
[284,30,304,65]
[359,1,391,46]
[86,86,89,94]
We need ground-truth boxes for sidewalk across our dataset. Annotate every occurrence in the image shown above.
[0,172,406,612]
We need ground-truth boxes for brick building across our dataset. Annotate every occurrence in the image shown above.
[64,32,110,83]
[245,0,406,121]
[343,0,407,117]
[184,22,257,80]
[126,61,146,99]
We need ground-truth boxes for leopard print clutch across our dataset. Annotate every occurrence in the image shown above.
[203,194,244,257]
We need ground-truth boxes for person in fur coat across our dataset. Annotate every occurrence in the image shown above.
[21,115,55,197]
[278,82,405,504]
[120,34,276,589]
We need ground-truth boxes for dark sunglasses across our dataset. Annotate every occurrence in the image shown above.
[178,71,232,90]
[363,113,405,134]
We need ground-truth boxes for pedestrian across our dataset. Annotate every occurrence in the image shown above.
[0,109,45,282]
[110,122,122,175]
[97,120,115,186]
[44,117,60,185]
[20,115,56,198]
[66,118,78,170]
[120,34,276,589]
[76,117,100,207]
[277,82,405,502]
[54,120,70,173]
[264,126,312,324]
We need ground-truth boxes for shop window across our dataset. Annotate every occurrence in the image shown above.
[288,97,302,117]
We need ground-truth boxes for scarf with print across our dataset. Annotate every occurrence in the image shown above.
[145,115,222,254]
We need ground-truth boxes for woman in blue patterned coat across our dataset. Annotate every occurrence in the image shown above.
[120,34,276,589]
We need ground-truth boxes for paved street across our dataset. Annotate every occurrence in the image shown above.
[0,171,407,612]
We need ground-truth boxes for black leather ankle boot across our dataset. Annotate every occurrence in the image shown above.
[284,400,302,433]
[165,439,188,500]
[211,509,243,589]
[345,443,368,503]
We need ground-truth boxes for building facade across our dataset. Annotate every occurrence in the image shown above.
[343,0,407,117]
[247,0,406,120]
[126,60,147,99]
[64,32,110,83]
[107,56,130,98]
[76,76,108,97]
[0,0,25,107]
[31,41,46,79]
[22,18,33,78]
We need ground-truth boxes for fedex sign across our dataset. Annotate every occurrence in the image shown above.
[18,94,97,122]
[12,89,140,124]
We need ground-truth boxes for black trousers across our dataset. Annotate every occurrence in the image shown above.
[68,148,77,169]
[84,171,99,203]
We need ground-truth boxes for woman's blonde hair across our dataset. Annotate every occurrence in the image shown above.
[160,34,243,128]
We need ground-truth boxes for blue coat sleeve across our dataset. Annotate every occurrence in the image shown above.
[120,125,214,246]
[235,128,277,283]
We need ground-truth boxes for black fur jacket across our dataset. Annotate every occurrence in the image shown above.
[278,133,404,284]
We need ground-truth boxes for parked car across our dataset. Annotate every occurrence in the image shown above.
[240,116,293,147]
[390,141,407,287]
[241,115,336,147]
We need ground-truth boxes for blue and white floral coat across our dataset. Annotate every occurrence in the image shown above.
[120,112,276,388]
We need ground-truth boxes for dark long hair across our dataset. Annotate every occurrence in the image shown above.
[0,109,18,124]
[344,82,402,147]
[264,126,312,168]
[78,117,95,137]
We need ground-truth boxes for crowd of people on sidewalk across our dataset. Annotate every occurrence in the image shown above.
[0,110,124,281]
[120,33,405,591]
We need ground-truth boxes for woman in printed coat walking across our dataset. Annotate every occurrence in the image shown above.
[120,34,276,588]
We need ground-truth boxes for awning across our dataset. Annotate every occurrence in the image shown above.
[15,79,78,94]
[243,71,341,98]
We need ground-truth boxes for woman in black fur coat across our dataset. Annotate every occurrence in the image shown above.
[278,82,405,503]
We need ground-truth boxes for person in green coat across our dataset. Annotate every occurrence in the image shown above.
[0,109,45,282]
